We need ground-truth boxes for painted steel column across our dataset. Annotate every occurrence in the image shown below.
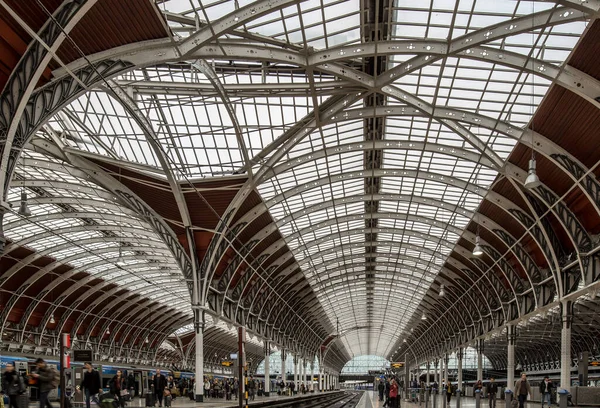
[457,348,463,393]
[477,339,484,381]
[560,301,573,395]
[426,361,431,386]
[301,358,305,389]
[194,311,205,402]
[318,368,323,392]
[281,350,286,383]
[507,325,516,391]
[293,355,298,392]
[444,354,449,385]
[435,358,440,388]
[310,362,314,392]
[264,342,270,396]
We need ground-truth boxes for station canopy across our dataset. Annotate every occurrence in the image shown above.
[2,0,600,370]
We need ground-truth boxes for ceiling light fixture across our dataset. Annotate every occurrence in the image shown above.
[49,314,55,324]
[18,191,31,217]
[472,234,483,256]
[106,329,110,335]
[421,313,427,321]
[525,13,540,191]
[439,284,445,297]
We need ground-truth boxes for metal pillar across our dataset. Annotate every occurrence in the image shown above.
[560,301,573,396]
[194,312,205,402]
[293,355,298,393]
[264,342,270,397]
[507,325,516,391]
[426,361,431,386]
[457,348,463,394]
[318,368,323,392]
[405,353,410,398]
[238,326,246,407]
[301,358,305,390]
[444,354,449,386]
[477,339,484,381]
[310,363,314,392]
[578,351,589,386]
[281,350,286,384]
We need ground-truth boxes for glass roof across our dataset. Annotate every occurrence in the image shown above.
[37,0,589,360]
[5,146,191,315]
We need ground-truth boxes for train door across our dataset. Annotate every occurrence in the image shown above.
[134,371,143,396]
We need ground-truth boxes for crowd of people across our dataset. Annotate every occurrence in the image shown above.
[375,373,554,408]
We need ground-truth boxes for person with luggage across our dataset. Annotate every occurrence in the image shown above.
[389,379,399,408]
[108,370,126,408]
[2,363,25,408]
[162,388,171,408]
[486,377,498,408]
[76,362,101,408]
[514,373,532,408]
[31,358,58,408]
[153,370,167,407]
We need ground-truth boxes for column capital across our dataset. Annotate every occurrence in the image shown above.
[507,324,517,345]
[561,300,575,329]
[457,347,463,359]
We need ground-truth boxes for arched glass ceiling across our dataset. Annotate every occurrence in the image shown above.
[44,0,589,359]
[4,147,191,315]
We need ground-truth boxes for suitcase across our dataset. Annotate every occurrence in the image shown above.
[188,391,194,401]
[17,395,29,408]
[144,393,155,407]
[164,396,172,407]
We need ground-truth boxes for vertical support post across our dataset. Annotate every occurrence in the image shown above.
[238,326,246,408]
[578,351,589,386]
[301,358,305,390]
[477,339,484,382]
[560,301,573,396]
[507,325,516,391]
[457,348,463,395]
[194,309,205,402]
[426,361,431,386]
[281,350,286,386]
[310,362,314,392]
[318,367,323,392]
[60,333,70,408]
[405,353,410,399]
[444,354,449,388]
[293,355,298,394]
[264,342,270,397]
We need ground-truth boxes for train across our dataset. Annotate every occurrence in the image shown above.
[0,353,225,401]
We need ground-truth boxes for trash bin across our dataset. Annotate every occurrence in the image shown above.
[557,389,568,408]
[504,389,513,408]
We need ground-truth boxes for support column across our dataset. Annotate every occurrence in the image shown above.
[444,354,449,385]
[301,358,305,390]
[281,350,287,384]
[560,301,573,395]
[319,367,323,392]
[293,355,298,393]
[507,325,516,391]
[310,362,315,392]
[578,351,589,386]
[264,342,270,397]
[426,361,431,386]
[457,348,463,394]
[194,310,205,402]
[435,358,440,388]
[477,339,484,381]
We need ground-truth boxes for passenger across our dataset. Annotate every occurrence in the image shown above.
[108,370,126,408]
[2,363,25,408]
[31,358,58,408]
[539,377,553,408]
[445,379,453,407]
[514,373,532,408]
[203,378,210,399]
[378,379,385,401]
[76,362,101,408]
[384,378,391,407]
[389,379,399,408]
[474,380,484,395]
[126,372,135,400]
[153,369,167,407]
[486,377,498,408]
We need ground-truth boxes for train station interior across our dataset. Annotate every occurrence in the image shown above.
[1,0,600,407]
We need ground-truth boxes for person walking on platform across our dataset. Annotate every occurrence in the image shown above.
[378,379,385,401]
[31,358,58,408]
[76,362,101,408]
[153,369,167,407]
[126,372,136,400]
[389,379,399,408]
[2,363,25,408]
[203,378,210,399]
[486,377,498,408]
[539,377,553,408]
[445,379,453,407]
[514,373,532,408]
[383,379,391,407]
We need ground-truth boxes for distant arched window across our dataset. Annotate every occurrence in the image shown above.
[341,355,390,374]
